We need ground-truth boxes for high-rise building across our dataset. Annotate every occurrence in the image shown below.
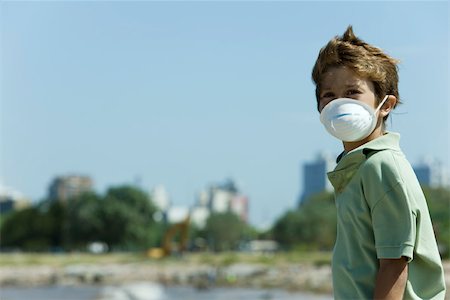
[166,205,190,224]
[413,158,450,188]
[299,152,335,205]
[195,179,249,226]
[48,174,93,202]
[153,179,249,228]
[190,206,210,229]
[150,184,171,212]
[230,195,249,223]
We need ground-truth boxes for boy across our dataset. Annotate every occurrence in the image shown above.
[312,26,446,299]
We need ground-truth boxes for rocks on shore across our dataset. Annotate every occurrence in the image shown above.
[2,260,450,299]
[0,262,333,293]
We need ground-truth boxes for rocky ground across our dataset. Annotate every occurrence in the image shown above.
[0,257,449,298]
[0,261,333,293]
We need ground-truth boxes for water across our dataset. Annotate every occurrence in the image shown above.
[0,285,99,300]
[0,284,333,300]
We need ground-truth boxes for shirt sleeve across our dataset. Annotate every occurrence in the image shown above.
[371,182,416,261]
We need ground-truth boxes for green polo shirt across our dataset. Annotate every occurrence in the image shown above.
[328,132,446,299]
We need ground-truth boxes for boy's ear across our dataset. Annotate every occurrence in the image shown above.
[380,95,397,117]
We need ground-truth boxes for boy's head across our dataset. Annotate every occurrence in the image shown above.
[312,26,400,116]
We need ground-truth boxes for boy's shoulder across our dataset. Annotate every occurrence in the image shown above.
[360,148,405,180]
[359,148,423,209]
[356,132,407,177]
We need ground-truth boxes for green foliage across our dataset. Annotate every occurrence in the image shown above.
[272,191,336,250]
[100,186,160,251]
[0,185,163,252]
[3,183,447,257]
[202,212,249,251]
[43,200,66,248]
[0,201,64,251]
[272,187,450,258]
[65,192,103,249]
[422,186,450,258]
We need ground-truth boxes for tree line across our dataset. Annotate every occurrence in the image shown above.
[0,185,448,258]
[270,186,450,258]
[0,185,254,252]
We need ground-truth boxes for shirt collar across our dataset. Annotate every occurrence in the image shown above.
[336,132,401,164]
[329,132,401,193]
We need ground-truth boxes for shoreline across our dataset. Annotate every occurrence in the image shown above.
[0,252,333,294]
[1,253,449,298]
[0,261,333,294]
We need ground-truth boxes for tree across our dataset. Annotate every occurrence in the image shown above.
[0,200,66,251]
[272,186,450,257]
[99,185,160,250]
[203,212,247,251]
[1,185,164,252]
[422,186,450,258]
[65,192,103,249]
[43,200,66,249]
[272,191,336,250]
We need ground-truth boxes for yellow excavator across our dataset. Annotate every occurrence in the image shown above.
[147,215,190,259]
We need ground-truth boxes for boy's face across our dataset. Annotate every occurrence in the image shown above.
[318,66,377,112]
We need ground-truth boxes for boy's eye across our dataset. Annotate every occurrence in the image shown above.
[321,92,334,98]
[346,89,361,95]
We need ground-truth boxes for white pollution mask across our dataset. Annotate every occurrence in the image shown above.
[320,95,389,142]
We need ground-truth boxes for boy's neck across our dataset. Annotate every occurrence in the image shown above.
[343,127,385,152]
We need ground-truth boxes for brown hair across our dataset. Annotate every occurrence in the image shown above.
[312,26,400,114]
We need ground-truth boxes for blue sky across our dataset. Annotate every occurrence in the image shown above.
[1,1,449,228]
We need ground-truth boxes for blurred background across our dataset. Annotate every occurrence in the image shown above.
[0,1,449,300]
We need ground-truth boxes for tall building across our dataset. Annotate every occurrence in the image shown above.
[190,206,210,228]
[166,205,190,224]
[230,195,249,223]
[150,184,171,212]
[153,179,249,228]
[193,179,249,227]
[413,158,450,188]
[48,174,93,202]
[299,152,335,205]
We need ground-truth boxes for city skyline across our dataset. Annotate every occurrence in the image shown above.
[1,152,448,227]
[1,2,449,228]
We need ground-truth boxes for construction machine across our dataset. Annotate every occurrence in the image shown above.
[147,215,190,259]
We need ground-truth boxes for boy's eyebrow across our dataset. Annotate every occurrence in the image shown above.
[320,83,361,92]
[344,83,361,88]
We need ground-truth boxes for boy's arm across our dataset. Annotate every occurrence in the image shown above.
[374,257,408,300]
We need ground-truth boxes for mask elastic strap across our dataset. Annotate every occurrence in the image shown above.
[374,95,389,114]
